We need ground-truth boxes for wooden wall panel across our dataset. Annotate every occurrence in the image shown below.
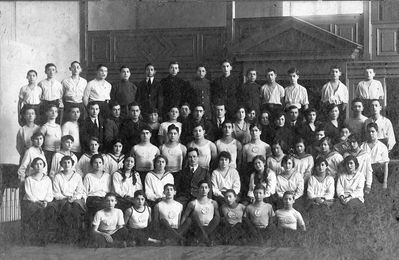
[87,28,226,81]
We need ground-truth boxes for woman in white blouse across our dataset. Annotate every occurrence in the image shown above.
[307,157,335,209]
[274,155,304,210]
[53,155,86,240]
[247,155,276,203]
[112,155,143,211]
[21,157,55,245]
[336,155,365,210]
[83,154,111,217]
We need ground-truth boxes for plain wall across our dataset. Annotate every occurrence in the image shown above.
[0,1,80,164]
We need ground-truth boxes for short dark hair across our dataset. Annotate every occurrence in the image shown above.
[246,68,256,75]
[218,151,232,163]
[105,192,117,200]
[169,61,179,67]
[109,101,121,110]
[196,64,207,70]
[283,191,295,198]
[281,155,295,168]
[61,135,74,143]
[366,122,379,131]
[96,64,107,70]
[163,183,175,191]
[347,134,361,144]
[187,147,199,156]
[351,98,363,105]
[27,69,38,76]
[145,63,155,70]
[120,65,130,72]
[30,157,46,168]
[198,179,210,188]
[330,65,341,72]
[60,155,75,166]
[254,184,266,193]
[224,189,237,197]
[128,101,140,110]
[31,132,45,141]
[287,67,299,75]
[88,101,100,109]
[90,154,104,166]
[167,124,180,133]
[134,190,146,198]
[153,154,168,166]
[45,63,56,71]
[314,157,328,167]
[221,59,231,66]
[70,61,81,67]
[266,68,276,74]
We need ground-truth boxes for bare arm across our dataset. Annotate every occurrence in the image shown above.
[180,201,195,224]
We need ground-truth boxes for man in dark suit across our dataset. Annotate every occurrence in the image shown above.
[79,101,104,152]
[160,61,192,118]
[103,101,122,152]
[210,102,227,142]
[286,105,304,140]
[176,147,211,208]
[136,63,163,118]
[119,102,149,154]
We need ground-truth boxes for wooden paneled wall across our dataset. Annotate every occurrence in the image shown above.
[87,27,227,81]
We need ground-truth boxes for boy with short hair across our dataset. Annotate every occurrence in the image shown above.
[179,103,191,123]
[190,64,211,116]
[39,63,64,124]
[136,63,162,117]
[104,102,122,152]
[153,184,185,245]
[119,102,148,153]
[40,104,62,170]
[49,135,78,179]
[344,98,368,140]
[18,132,48,181]
[244,184,275,243]
[212,102,227,141]
[61,105,82,156]
[260,68,285,119]
[284,68,309,111]
[62,61,87,122]
[161,61,191,118]
[110,65,137,118]
[92,192,128,247]
[220,189,246,245]
[79,101,104,153]
[146,108,161,147]
[355,67,384,117]
[215,120,242,169]
[211,60,240,118]
[181,104,215,144]
[320,66,349,122]
[18,70,42,126]
[363,99,395,151]
[83,64,112,118]
[131,125,160,184]
[239,68,261,115]
[275,191,306,231]
[16,106,40,160]
[180,180,220,246]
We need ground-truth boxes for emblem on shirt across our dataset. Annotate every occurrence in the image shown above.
[251,146,259,153]
[254,209,261,217]
[201,206,210,215]
[138,215,145,223]
[227,211,237,219]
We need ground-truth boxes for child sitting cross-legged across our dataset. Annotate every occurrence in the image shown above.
[243,184,275,244]
[180,180,220,246]
[153,184,185,245]
[124,190,160,246]
[219,189,247,245]
[275,191,306,231]
[91,192,129,247]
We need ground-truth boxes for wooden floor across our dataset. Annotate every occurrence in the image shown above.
[0,244,313,260]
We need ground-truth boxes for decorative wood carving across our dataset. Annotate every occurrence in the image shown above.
[232,17,362,61]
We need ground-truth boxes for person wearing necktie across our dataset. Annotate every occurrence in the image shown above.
[176,147,211,208]
[136,63,163,117]
[79,101,104,153]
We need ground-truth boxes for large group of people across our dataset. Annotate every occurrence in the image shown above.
[15,59,395,247]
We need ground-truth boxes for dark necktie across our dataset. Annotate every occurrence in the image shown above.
[94,118,98,128]
[147,79,151,87]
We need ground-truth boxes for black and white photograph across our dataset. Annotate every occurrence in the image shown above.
[1,0,399,259]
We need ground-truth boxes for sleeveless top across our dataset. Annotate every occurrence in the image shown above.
[127,206,150,229]
[193,199,214,226]
[216,139,238,169]
[160,144,184,172]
